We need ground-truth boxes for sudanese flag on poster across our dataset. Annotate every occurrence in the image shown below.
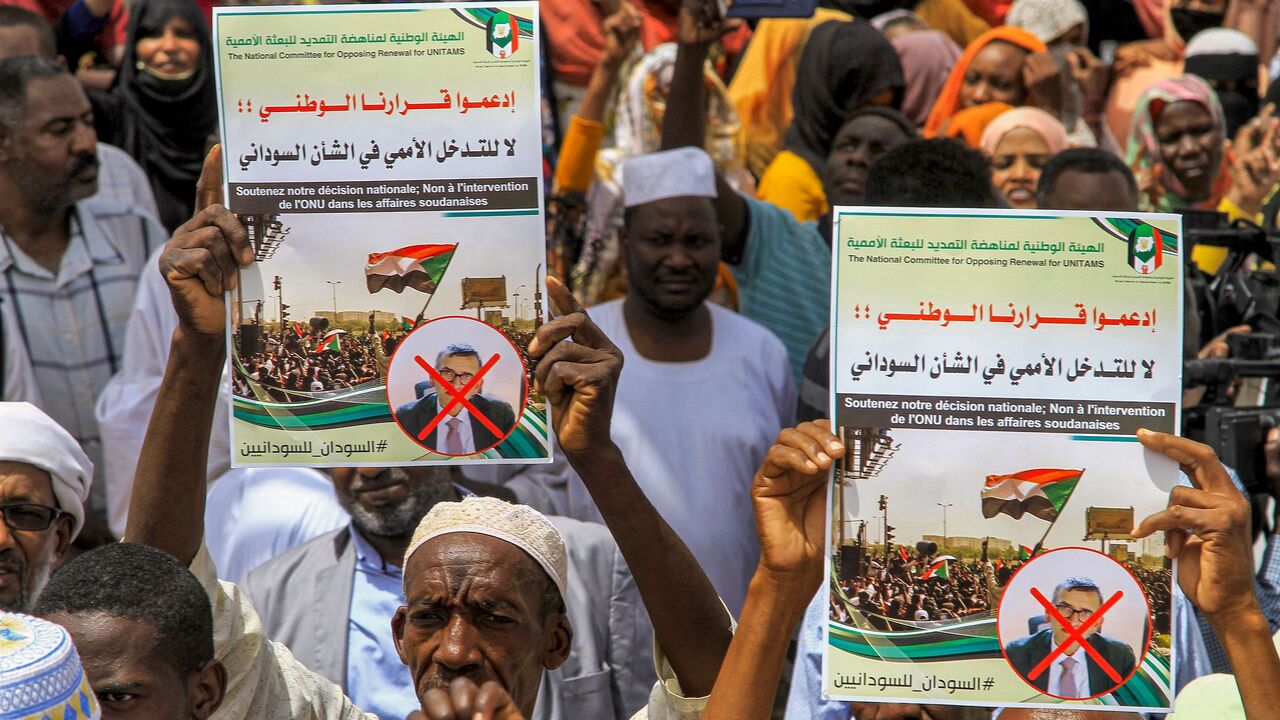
[316,329,345,353]
[365,244,457,295]
[980,468,1082,522]
[922,559,949,580]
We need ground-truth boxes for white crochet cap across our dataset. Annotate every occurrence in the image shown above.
[0,403,93,539]
[622,146,717,208]
[0,612,101,720]
[403,496,568,602]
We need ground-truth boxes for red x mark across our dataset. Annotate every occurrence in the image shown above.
[1027,587,1125,684]
[414,353,504,442]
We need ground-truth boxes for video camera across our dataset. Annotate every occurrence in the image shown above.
[1182,203,1280,499]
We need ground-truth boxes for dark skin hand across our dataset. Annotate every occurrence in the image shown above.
[702,421,844,719]
[1133,430,1280,719]
[420,678,524,720]
[126,145,254,565]
[526,276,732,696]
[660,0,749,260]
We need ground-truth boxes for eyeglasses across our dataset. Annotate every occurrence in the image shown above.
[0,504,65,532]
[1054,602,1096,621]
[437,368,476,384]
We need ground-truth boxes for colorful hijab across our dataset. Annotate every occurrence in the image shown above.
[924,26,1048,137]
[781,19,904,179]
[941,101,1013,147]
[979,106,1071,155]
[892,30,962,127]
[1125,75,1231,211]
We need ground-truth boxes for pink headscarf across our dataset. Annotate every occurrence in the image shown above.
[979,106,1071,155]
[891,30,962,127]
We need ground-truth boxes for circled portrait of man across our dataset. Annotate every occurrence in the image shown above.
[1003,576,1137,699]
[393,342,518,455]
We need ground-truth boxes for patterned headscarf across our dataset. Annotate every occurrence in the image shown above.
[1125,75,1230,211]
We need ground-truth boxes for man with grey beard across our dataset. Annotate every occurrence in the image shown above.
[242,466,654,720]
[0,402,92,612]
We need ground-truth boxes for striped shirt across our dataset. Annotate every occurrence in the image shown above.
[730,196,830,382]
[95,142,160,219]
[0,199,164,508]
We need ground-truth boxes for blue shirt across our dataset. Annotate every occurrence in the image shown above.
[345,526,417,720]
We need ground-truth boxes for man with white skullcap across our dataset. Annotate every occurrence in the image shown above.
[392,495,572,716]
[563,145,794,616]
[0,401,92,611]
[0,612,101,720]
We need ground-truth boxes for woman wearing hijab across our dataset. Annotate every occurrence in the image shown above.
[726,7,853,178]
[1105,0,1234,145]
[755,19,904,223]
[1126,74,1280,276]
[923,26,1062,138]
[979,107,1070,208]
[940,100,1012,147]
[93,0,217,231]
[1126,75,1232,213]
[891,30,962,128]
[1006,0,1111,148]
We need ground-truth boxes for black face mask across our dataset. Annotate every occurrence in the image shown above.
[1218,90,1260,138]
[1170,8,1225,44]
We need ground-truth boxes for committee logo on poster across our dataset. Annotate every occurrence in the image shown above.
[1126,225,1163,275]
[486,11,519,58]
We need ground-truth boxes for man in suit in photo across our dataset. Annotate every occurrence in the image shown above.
[394,342,517,454]
[1004,576,1137,698]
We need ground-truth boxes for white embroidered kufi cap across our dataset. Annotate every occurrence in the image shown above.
[0,613,101,720]
[403,496,568,601]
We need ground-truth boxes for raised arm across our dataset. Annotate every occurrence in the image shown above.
[702,421,844,719]
[659,0,748,260]
[527,278,733,697]
[552,1,641,195]
[126,146,253,565]
[1134,430,1280,719]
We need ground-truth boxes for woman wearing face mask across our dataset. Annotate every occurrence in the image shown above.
[1184,28,1261,137]
[923,26,1064,139]
[93,0,216,232]
[980,107,1070,208]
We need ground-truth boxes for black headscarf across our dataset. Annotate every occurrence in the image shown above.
[781,19,905,180]
[110,0,217,230]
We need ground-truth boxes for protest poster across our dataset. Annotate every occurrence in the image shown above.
[214,3,551,467]
[825,209,1182,712]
